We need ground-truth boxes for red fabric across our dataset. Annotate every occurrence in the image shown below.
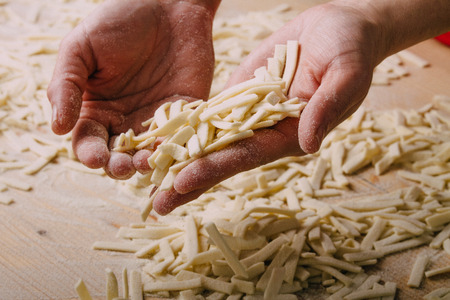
[435,32,450,45]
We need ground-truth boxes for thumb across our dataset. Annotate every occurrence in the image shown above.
[47,29,94,135]
[297,67,372,154]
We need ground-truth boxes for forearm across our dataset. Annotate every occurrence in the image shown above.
[335,0,450,62]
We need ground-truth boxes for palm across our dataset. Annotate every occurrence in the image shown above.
[153,3,381,215]
[228,3,376,153]
[48,0,215,176]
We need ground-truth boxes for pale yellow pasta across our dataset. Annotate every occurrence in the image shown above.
[231,276,255,295]
[443,239,450,255]
[425,210,450,228]
[0,194,14,205]
[344,282,396,300]
[143,278,202,292]
[425,265,450,278]
[183,215,199,260]
[117,226,181,240]
[173,248,223,274]
[398,170,445,190]
[310,157,328,190]
[310,265,353,286]
[75,279,93,300]
[281,40,299,91]
[177,270,234,295]
[129,270,142,300]
[0,176,32,191]
[298,256,361,273]
[308,226,321,241]
[264,267,286,300]
[122,268,128,299]
[355,274,381,292]
[255,245,294,291]
[140,188,159,221]
[134,232,184,258]
[327,272,368,300]
[283,232,306,284]
[179,290,197,300]
[407,254,429,287]
[340,199,404,212]
[343,250,384,262]
[106,268,119,300]
[22,156,54,175]
[205,222,248,278]
[423,288,450,300]
[377,235,431,255]
[92,241,143,253]
[240,236,288,268]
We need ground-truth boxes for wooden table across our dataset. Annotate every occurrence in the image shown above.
[0,1,449,299]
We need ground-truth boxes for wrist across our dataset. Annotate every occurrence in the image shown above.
[329,0,391,66]
[333,0,450,61]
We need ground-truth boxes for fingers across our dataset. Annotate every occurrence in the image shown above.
[132,149,153,174]
[102,136,138,179]
[174,117,304,195]
[47,27,94,135]
[152,118,303,215]
[105,152,136,179]
[153,187,209,216]
[72,119,136,179]
[296,67,372,154]
[72,119,110,169]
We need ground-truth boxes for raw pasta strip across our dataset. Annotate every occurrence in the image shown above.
[205,222,248,278]
[106,268,119,300]
[75,279,93,300]
[407,254,429,287]
[129,270,143,300]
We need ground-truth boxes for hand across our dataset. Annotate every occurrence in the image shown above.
[48,0,217,179]
[153,1,383,215]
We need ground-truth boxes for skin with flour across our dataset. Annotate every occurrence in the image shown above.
[48,0,219,178]
[48,0,450,214]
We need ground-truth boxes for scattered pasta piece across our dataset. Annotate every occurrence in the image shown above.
[105,268,119,300]
[424,288,450,300]
[407,254,429,287]
[129,270,143,300]
[425,265,450,278]
[0,194,14,205]
[443,239,450,255]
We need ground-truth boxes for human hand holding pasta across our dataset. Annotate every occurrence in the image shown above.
[47,0,219,179]
[153,0,450,215]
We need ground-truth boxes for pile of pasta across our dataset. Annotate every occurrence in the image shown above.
[89,93,450,300]
[91,38,450,299]
[90,9,449,300]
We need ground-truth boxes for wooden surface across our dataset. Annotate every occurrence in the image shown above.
[0,1,450,299]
